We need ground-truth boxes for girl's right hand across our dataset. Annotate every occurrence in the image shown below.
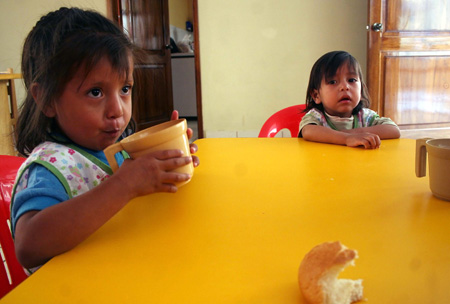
[113,149,193,198]
[345,133,381,149]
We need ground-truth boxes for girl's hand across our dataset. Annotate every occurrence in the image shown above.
[171,110,200,167]
[116,149,193,197]
[345,133,381,149]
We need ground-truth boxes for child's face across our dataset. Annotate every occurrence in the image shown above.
[46,57,134,151]
[312,64,361,118]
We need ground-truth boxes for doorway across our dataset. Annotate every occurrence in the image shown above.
[168,0,201,141]
[107,0,203,139]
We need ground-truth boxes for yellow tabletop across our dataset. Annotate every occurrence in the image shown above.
[3,138,449,303]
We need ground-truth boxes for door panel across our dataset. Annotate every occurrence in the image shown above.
[133,65,171,128]
[122,1,165,50]
[384,55,450,127]
[387,0,450,31]
[368,0,450,131]
[119,0,173,130]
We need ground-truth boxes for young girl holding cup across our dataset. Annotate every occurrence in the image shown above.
[11,7,199,272]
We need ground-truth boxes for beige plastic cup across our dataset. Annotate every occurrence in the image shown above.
[104,119,193,187]
[416,138,450,201]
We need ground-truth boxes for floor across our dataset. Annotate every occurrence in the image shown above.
[187,117,450,141]
[400,128,450,139]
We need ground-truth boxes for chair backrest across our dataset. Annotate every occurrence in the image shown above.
[0,155,27,298]
[258,104,307,138]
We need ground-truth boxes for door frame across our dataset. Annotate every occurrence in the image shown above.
[367,0,382,115]
[192,0,203,138]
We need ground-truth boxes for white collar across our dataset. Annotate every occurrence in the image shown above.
[324,111,354,122]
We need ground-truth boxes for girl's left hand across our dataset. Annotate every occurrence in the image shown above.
[171,110,200,167]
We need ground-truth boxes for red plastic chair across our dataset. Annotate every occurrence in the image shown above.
[258,104,307,138]
[0,155,26,217]
[0,155,27,298]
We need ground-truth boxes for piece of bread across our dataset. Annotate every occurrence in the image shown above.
[298,241,363,304]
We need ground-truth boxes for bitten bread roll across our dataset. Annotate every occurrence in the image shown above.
[298,241,363,304]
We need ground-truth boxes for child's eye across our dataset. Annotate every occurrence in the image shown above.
[88,88,103,98]
[349,78,358,83]
[328,80,337,85]
[122,85,132,95]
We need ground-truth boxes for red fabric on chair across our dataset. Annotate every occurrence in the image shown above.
[258,104,307,138]
[0,155,27,298]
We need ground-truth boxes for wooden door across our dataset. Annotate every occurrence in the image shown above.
[111,0,173,130]
[367,0,450,131]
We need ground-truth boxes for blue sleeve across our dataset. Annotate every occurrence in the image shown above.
[11,163,69,235]
[11,149,125,235]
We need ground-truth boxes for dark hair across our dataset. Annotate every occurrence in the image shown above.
[16,7,136,156]
[304,51,370,114]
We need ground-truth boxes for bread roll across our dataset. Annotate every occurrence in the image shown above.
[298,241,363,304]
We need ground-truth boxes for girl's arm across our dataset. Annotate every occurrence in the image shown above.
[342,124,400,139]
[301,124,381,149]
[14,149,193,269]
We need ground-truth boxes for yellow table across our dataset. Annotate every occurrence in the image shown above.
[3,138,449,303]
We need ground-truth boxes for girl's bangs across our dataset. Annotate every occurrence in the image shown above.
[53,32,131,87]
[323,54,359,82]
[78,35,133,81]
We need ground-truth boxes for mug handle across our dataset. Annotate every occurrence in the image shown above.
[104,142,124,173]
[415,138,432,177]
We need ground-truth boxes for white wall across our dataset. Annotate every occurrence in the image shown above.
[0,0,368,138]
[169,0,194,29]
[0,0,106,103]
[198,0,368,137]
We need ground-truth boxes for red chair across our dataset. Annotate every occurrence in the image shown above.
[0,155,27,298]
[258,104,307,138]
[0,156,26,217]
